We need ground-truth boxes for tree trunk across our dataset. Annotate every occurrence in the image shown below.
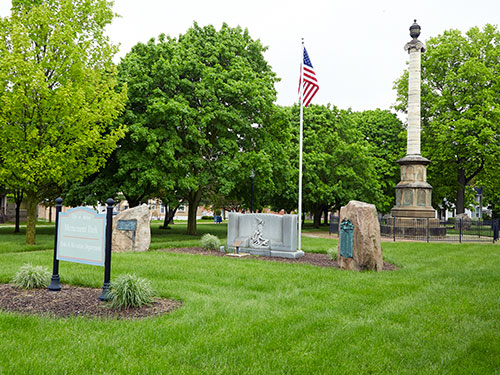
[313,206,322,228]
[160,204,180,229]
[186,190,202,235]
[49,205,52,223]
[323,206,329,226]
[14,190,23,233]
[25,192,38,245]
[456,168,466,215]
[14,204,20,233]
[161,210,171,229]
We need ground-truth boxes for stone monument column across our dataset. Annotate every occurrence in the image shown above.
[406,23,423,156]
[391,20,437,220]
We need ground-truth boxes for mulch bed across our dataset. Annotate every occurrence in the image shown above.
[162,247,397,271]
[0,247,396,320]
[0,284,182,320]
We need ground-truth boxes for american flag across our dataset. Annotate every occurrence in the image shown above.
[299,47,319,107]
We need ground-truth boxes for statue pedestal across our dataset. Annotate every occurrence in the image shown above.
[391,155,436,219]
[382,217,446,239]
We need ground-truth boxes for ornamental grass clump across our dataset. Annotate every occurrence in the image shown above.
[109,274,155,310]
[12,263,51,289]
[327,248,338,261]
[200,233,220,250]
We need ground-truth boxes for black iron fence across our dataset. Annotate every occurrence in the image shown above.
[329,215,499,243]
[330,215,340,235]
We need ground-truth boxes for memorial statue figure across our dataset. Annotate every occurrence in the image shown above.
[250,218,270,248]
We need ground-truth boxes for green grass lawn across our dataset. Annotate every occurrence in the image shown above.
[0,226,55,254]
[0,222,499,374]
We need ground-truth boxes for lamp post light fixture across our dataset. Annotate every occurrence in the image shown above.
[250,170,255,213]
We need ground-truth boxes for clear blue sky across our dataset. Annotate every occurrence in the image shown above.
[1,0,499,113]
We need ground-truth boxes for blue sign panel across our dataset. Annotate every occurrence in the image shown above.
[57,207,106,266]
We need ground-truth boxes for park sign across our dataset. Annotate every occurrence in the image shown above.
[56,207,106,266]
[49,198,114,301]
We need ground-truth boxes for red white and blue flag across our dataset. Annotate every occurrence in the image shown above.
[299,47,319,107]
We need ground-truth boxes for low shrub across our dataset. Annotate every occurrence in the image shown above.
[326,248,337,261]
[201,233,220,250]
[109,274,155,309]
[12,263,51,289]
[201,216,214,220]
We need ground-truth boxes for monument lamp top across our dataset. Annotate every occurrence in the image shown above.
[410,19,421,39]
[405,19,426,53]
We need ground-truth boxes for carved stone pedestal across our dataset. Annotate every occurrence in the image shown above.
[385,217,445,239]
[391,155,436,219]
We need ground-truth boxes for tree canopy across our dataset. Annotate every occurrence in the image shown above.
[0,0,127,243]
[394,24,500,214]
[269,104,384,227]
[80,23,278,234]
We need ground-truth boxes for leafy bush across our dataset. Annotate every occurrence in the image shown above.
[201,233,221,250]
[201,216,214,220]
[327,248,338,261]
[109,274,155,309]
[12,263,51,289]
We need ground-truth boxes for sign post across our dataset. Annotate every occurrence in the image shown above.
[48,197,63,291]
[99,198,114,301]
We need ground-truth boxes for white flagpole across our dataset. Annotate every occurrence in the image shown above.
[298,39,304,252]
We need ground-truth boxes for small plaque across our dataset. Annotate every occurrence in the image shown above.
[117,219,137,231]
[339,219,354,258]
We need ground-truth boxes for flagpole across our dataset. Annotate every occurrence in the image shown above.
[298,39,304,252]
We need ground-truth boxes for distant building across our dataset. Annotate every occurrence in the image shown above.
[439,188,491,220]
[0,194,27,223]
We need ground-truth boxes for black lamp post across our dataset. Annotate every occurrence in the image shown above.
[250,170,255,213]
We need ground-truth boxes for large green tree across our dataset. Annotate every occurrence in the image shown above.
[478,158,500,219]
[0,0,127,244]
[394,24,500,214]
[273,104,383,227]
[213,105,295,214]
[348,109,406,213]
[94,23,277,235]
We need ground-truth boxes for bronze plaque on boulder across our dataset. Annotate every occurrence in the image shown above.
[339,219,354,258]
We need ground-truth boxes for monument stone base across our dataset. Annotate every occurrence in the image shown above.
[238,248,305,259]
[226,253,250,258]
[382,217,446,238]
[391,206,436,218]
[391,154,437,220]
